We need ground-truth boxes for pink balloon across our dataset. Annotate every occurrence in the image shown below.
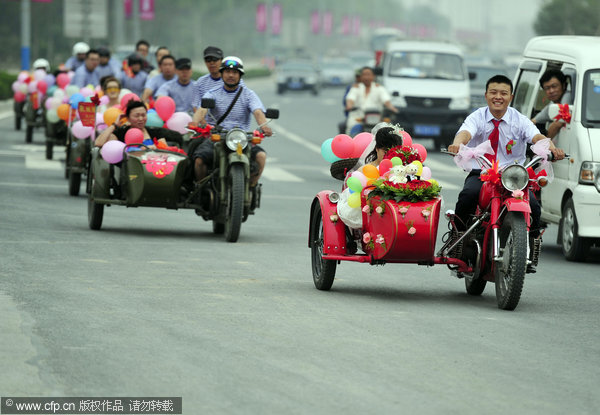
[34,69,46,81]
[155,96,176,122]
[378,159,393,176]
[351,171,368,187]
[101,140,126,164]
[99,95,109,106]
[421,166,432,180]
[95,112,106,127]
[120,92,140,109]
[331,134,355,159]
[45,97,59,110]
[71,120,93,139]
[124,128,144,145]
[165,112,192,134]
[14,91,26,103]
[17,72,29,83]
[56,73,70,89]
[37,80,48,94]
[27,81,38,93]
[80,87,95,98]
[352,132,373,158]
[11,81,20,93]
[413,143,427,162]
[401,131,413,146]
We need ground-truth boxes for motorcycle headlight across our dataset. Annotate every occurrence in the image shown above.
[225,128,248,151]
[501,164,529,191]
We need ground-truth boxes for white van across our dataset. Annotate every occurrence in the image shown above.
[512,36,600,261]
[379,41,471,150]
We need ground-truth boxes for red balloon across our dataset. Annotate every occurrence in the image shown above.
[37,80,48,95]
[378,159,393,176]
[155,96,176,122]
[120,92,140,110]
[413,143,427,162]
[401,131,413,146]
[331,134,355,159]
[56,73,70,89]
[124,128,144,145]
[351,132,373,158]
[14,91,26,103]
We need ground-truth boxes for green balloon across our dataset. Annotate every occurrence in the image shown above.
[346,176,363,192]
[391,156,402,166]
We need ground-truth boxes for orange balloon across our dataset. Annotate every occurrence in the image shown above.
[103,107,122,126]
[362,164,380,179]
[366,178,376,186]
[57,104,70,121]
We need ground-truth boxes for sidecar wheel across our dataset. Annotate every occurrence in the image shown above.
[224,164,244,242]
[310,202,337,290]
[45,141,53,160]
[68,171,81,196]
[25,125,33,143]
[213,221,225,234]
[15,115,22,131]
[495,212,527,310]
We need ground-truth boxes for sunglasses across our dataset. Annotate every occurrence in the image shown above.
[105,87,120,92]
[204,57,220,63]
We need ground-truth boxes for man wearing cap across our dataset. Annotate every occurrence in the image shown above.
[156,58,196,114]
[142,55,177,102]
[191,47,224,113]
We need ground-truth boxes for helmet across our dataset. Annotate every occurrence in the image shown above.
[219,56,244,75]
[32,58,50,72]
[72,42,90,55]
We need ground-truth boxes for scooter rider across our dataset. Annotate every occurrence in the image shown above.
[65,42,89,72]
[191,56,272,188]
[448,74,565,272]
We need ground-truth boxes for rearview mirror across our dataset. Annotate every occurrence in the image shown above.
[265,108,279,119]
[201,98,215,109]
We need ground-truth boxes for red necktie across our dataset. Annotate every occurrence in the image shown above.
[486,119,501,163]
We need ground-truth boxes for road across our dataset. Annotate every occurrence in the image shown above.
[1,79,599,415]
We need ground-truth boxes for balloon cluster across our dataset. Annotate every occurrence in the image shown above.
[321,132,373,163]
[12,70,54,103]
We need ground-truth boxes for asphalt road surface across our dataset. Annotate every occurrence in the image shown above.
[1,79,599,415]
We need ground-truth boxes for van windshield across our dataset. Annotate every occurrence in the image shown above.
[387,52,465,80]
[583,70,600,126]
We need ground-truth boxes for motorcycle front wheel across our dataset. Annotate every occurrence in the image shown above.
[495,212,527,310]
[310,202,337,290]
[224,164,244,242]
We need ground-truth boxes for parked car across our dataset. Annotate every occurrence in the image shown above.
[511,35,600,261]
[276,61,321,95]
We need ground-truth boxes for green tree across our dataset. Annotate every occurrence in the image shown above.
[534,0,600,35]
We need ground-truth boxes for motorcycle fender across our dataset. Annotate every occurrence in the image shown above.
[309,191,347,255]
[227,152,250,168]
[504,198,531,213]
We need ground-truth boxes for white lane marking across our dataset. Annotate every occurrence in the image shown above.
[0,182,64,188]
[25,154,61,170]
[273,125,321,154]
[0,111,13,120]
[436,180,460,190]
[262,166,304,182]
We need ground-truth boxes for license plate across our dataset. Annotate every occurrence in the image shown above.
[289,81,303,89]
[414,124,441,136]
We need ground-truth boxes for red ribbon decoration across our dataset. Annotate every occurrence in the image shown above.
[153,138,187,155]
[480,159,501,184]
[553,103,571,124]
[527,167,547,191]
[187,124,213,138]
[90,93,100,106]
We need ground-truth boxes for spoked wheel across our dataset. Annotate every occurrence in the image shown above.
[68,171,81,196]
[310,202,337,290]
[224,164,244,242]
[495,212,527,310]
[87,169,104,230]
[561,198,590,261]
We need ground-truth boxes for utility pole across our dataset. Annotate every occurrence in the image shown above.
[21,0,31,70]
[132,0,141,42]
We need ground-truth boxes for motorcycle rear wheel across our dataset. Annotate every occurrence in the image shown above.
[87,168,104,230]
[224,164,244,242]
[310,202,337,290]
[495,212,527,310]
[68,171,81,196]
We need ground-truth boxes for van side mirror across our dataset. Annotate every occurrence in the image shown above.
[201,98,215,109]
[373,67,383,76]
[469,71,476,80]
[547,103,574,120]
[265,108,279,119]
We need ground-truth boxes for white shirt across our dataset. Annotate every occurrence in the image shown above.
[346,82,391,118]
[458,106,541,169]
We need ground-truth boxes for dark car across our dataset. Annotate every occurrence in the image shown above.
[276,61,321,95]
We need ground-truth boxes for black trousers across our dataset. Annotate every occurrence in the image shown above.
[455,170,541,236]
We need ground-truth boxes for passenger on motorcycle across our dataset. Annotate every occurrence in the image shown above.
[155,58,196,114]
[70,49,101,88]
[32,58,51,74]
[94,100,182,149]
[344,66,398,135]
[99,76,121,109]
[148,46,171,78]
[447,75,565,271]
[96,46,121,79]
[141,55,177,102]
[191,56,272,186]
[65,42,89,72]
[118,54,148,97]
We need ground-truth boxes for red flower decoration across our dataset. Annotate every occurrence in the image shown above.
[383,145,422,166]
[480,160,501,184]
[554,103,571,124]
